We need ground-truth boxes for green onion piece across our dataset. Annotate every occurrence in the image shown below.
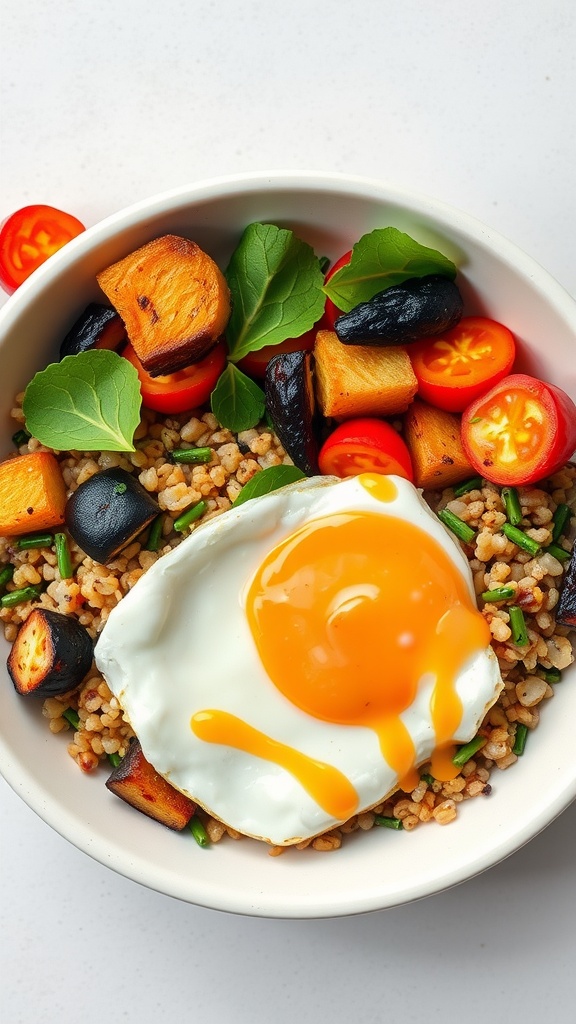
[0,564,15,591]
[453,475,483,497]
[11,428,31,447]
[481,585,516,603]
[189,816,210,847]
[501,522,541,556]
[174,500,208,533]
[15,532,53,550]
[537,664,562,683]
[170,446,213,464]
[373,815,404,830]
[452,734,486,767]
[63,708,81,730]
[1,584,43,608]
[437,508,476,544]
[502,486,523,526]
[145,514,165,552]
[54,532,73,579]
[512,723,529,756]
[552,503,571,542]
[543,542,570,562]
[420,772,435,786]
[107,752,122,768]
[509,605,529,646]
[318,255,331,274]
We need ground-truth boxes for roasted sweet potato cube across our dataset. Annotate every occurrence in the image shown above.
[314,329,418,419]
[97,235,231,376]
[0,451,67,536]
[403,399,475,489]
[106,739,196,830]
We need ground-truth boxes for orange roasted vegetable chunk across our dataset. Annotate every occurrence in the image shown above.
[97,235,231,377]
[314,329,418,420]
[106,739,196,831]
[0,451,67,536]
[403,398,475,489]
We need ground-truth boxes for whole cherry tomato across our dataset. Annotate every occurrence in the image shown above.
[237,328,317,379]
[0,205,85,293]
[319,417,414,480]
[123,341,227,414]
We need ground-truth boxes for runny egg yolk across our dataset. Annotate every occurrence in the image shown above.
[192,474,491,821]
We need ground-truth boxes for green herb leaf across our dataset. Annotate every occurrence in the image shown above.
[322,227,457,313]
[225,223,325,362]
[210,363,266,432]
[23,350,141,452]
[233,465,306,506]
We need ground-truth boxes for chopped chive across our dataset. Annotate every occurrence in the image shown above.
[420,772,435,786]
[54,532,73,579]
[318,255,331,274]
[552,503,571,542]
[452,734,486,767]
[537,664,562,684]
[501,522,541,556]
[468,416,482,424]
[11,428,31,447]
[481,585,516,603]
[189,816,210,847]
[543,542,570,562]
[512,723,529,756]
[170,446,212,464]
[373,815,404,830]
[1,584,43,608]
[502,486,522,526]
[453,476,483,497]
[173,500,208,533]
[0,564,15,591]
[15,532,53,550]
[509,605,529,646]
[145,514,165,552]
[63,708,81,730]
[437,508,476,544]
[107,752,122,768]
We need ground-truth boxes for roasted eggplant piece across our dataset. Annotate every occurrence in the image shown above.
[556,547,576,627]
[65,468,159,564]
[265,350,320,475]
[7,608,93,697]
[334,274,463,346]
[59,303,126,359]
[106,739,196,830]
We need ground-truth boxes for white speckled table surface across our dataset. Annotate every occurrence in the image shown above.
[2,2,576,1020]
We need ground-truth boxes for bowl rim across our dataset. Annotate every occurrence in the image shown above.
[2,169,576,918]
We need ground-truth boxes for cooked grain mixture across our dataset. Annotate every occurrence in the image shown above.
[1,394,575,854]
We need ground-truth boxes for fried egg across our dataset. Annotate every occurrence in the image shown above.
[95,473,503,845]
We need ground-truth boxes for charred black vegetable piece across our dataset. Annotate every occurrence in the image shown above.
[106,739,196,830]
[556,547,576,627]
[265,350,320,476]
[7,608,93,697]
[59,303,126,359]
[334,274,463,346]
[65,468,159,564]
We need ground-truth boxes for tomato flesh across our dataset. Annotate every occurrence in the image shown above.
[410,317,516,412]
[461,373,576,485]
[123,341,227,414]
[0,205,85,293]
[319,418,414,481]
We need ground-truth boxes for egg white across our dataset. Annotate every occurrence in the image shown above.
[95,475,503,845]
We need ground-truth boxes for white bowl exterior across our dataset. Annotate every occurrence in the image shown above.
[1,171,576,917]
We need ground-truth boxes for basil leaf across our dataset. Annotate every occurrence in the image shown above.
[225,223,325,363]
[210,363,265,432]
[23,350,141,452]
[322,227,457,313]
[233,465,306,506]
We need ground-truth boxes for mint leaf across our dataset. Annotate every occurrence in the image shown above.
[210,363,265,432]
[225,223,325,363]
[23,350,142,452]
[322,227,457,313]
[233,465,306,506]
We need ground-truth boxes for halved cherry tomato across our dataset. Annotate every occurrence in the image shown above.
[318,417,414,480]
[237,328,316,379]
[461,373,576,486]
[323,250,352,330]
[410,317,516,412]
[123,341,227,414]
[0,205,85,293]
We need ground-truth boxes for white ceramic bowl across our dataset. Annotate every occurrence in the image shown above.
[1,171,576,918]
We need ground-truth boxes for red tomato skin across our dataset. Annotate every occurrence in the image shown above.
[410,317,516,413]
[461,373,576,486]
[323,250,352,330]
[319,417,414,481]
[0,205,85,293]
[237,328,316,379]
[123,341,227,414]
